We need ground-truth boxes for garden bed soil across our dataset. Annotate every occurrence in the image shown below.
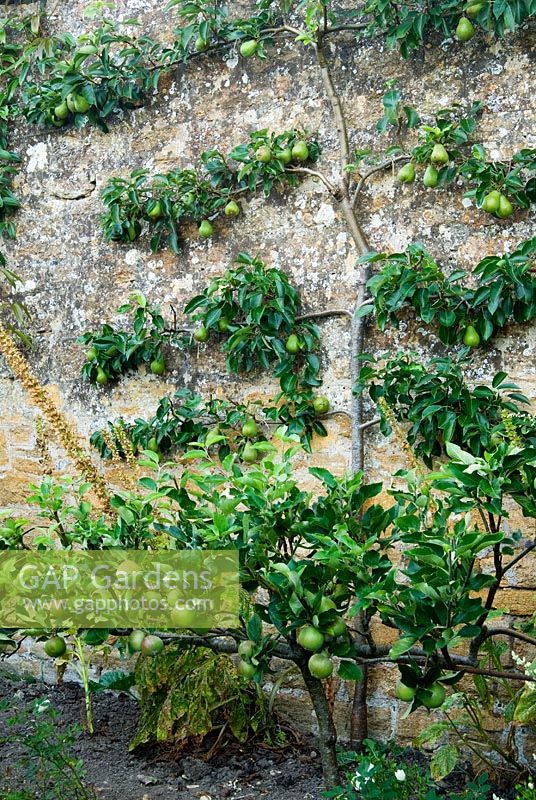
[0,674,517,800]
[0,674,323,800]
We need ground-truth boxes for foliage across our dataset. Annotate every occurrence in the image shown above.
[263,385,329,449]
[90,387,269,462]
[360,95,536,218]
[0,253,32,346]
[408,101,482,176]
[460,146,536,213]
[0,512,27,549]
[326,739,491,799]
[101,129,319,252]
[0,1,533,148]
[77,291,186,385]
[375,80,421,134]
[167,0,285,54]
[5,432,536,781]
[21,24,167,133]
[7,432,536,682]
[436,437,536,519]
[355,0,535,57]
[368,476,518,676]
[21,474,154,549]
[185,253,322,389]
[417,106,536,217]
[82,256,329,449]
[0,696,96,800]
[516,779,536,800]
[358,237,536,345]
[355,352,536,465]
[416,640,536,779]
[0,118,21,239]
[130,641,285,751]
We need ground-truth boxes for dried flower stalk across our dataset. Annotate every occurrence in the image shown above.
[35,417,54,476]
[0,323,111,510]
[377,397,422,474]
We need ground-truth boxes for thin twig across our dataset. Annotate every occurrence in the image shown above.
[296,308,352,322]
[324,24,369,34]
[359,416,381,430]
[351,154,410,207]
[484,627,536,648]
[286,166,340,196]
[502,540,536,575]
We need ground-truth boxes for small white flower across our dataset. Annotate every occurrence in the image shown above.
[528,782,534,790]
[395,769,406,782]
[511,650,527,667]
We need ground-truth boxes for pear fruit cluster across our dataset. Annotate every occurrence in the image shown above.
[481,189,514,219]
[397,141,450,188]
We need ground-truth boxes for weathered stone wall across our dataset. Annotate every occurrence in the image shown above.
[0,0,535,751]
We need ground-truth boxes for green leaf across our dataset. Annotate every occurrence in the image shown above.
[403,106,420,128]
[338,661,363,681]
[89,670,135,693]
[82,628,110,646]
[389,635,417,659]
[246,613,263,642]
[308,467,337,488]
[514,687,536,724]
[139,477,158,491]
[414,720,449,747]
[430,744,458,781]
[445,442,477,465]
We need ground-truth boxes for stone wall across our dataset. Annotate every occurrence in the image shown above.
[0,0,535,752]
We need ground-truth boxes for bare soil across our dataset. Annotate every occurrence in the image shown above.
[0,674,323,800]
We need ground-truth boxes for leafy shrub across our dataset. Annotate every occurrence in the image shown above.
[355,352,536,464]
[326,739,491,799]
[359,237,536,345]
[130,642,286,752]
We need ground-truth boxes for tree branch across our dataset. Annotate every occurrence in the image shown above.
[286,166,340,196]
[314,28,372,748]
[324,23,368,34]
[502,540,536,575]
[111,630,536,683]
[484,627,536,648]
[351,154,410,207]
[314,43,352,192]
[296,308,353,322]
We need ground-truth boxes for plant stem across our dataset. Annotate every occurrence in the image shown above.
[484,627,536,647]
[286,165,339,195]
[299,659,340,790]
[296,308,353,321]
[314,27,371,749]
[351,154,410,207]
[73,636,94,735]
[502,539,536,574]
